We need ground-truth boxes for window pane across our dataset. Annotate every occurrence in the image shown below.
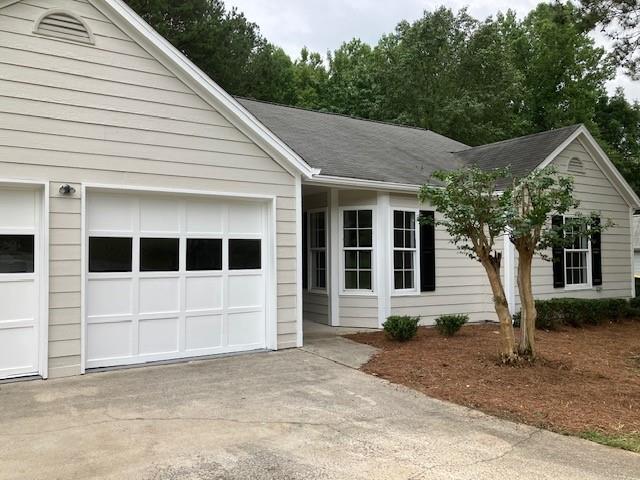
[404,271,414,289]
[359,251,371,269]
[345,251,357,269]
[89,237,132,273]
[394,229,404,248]
[140,238,179,272]
[187,239,222,271]
[358,210,372,228]
[0,235,34,273]
[394,271,404,290]
[405,230,415,249]
[229,239,261,270]
[404,251,414,269]
[345,270,358,289]
[316,268,326,289]
[344,210,357,228]
[359,271,372,290]
[405,212,415,229]
[394,211,404,229]
[394,251,403,269]
[344,229,358,248]
[358,229,372,248]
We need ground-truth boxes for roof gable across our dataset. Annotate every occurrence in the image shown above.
[0,0,317,178]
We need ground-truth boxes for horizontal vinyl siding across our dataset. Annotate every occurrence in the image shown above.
[514,139,634,309]
[303,292,329,324]
[0,1,298,377]
[389,194,496,325]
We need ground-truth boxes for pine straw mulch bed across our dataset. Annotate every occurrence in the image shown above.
[346,322,640,442]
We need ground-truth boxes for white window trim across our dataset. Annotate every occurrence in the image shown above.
[563,215,593,291]
[391,208,421,296]
[307,208,328,294]
[339,206,376,296]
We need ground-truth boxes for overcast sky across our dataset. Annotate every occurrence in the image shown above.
[225,0,640,101]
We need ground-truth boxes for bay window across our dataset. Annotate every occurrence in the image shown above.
[393,210,417,291]
[343,209,373,291]
[308,210,327,290]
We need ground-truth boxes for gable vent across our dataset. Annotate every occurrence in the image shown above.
[567,157,585,175]
[34,10,94,45]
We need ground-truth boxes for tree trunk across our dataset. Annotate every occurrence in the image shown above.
[480,258,518,362]
[516,251,537,359]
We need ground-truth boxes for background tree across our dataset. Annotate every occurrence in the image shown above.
[578,0,640,77]
[419,168,518,362]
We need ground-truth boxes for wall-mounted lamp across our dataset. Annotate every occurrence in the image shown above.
[59,184,76,195]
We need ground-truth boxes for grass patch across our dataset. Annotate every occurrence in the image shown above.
[580,431,640,453]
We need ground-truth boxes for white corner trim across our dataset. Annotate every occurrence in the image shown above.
[631,207,637,298]
[376,192,391,327]
[295,175,303,347]
[329,189,340,326]
[502,232,516,315]
[537,125,640,209]
[86,0,316,180]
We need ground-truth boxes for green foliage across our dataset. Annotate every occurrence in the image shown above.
[581,431,640,454]
[435,314,469,336]
[124,0,640,199]
[519,298,636,330]
[383,316,420,342]
[630,296,640,309]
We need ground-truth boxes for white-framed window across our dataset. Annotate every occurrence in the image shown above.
[341,208,374,292]
[393,210,418,292]
[564,220,591,288]
[308,210,327,291]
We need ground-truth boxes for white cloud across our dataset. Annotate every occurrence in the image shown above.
[226,0,639,101]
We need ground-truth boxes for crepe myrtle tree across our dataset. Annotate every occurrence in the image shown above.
[502,166,608,359]
[420,166,606,362]
[419,167,518,362]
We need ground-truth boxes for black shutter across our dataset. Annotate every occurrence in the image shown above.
[420,211,436,292]
[302,212,308,290]
[591,216,602,286]
[552,215,565,288]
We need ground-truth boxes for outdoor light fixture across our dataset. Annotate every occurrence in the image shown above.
[59,184,76,195]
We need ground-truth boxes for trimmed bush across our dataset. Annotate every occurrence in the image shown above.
[515,298,637,330]
[383,315,420,341]
[435,314,469,336]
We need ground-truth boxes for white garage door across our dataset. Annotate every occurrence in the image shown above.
[85,191,268,369]
[0,187,42,380]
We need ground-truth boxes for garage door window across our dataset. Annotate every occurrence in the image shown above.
[187,238,222,271]
[229,239,261,270]
[89,237,132,273]
[140,238,179,272]
[0,235,34,273]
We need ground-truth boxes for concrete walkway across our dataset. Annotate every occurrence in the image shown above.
[0,347,638,479]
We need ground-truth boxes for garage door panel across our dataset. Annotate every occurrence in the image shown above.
[185,314,223,351]
[140,197,180,234]
[87,278,132,317]
[87,321,132,360]
[0,190,36,229]
[186,201,224,234]
[88,193,134,233]
[0,280,35,321]
[139,277,180,314]
[185,276,223,312]
[227,311,263,347]
[0,325,37,374]
[86,192,268,369]
[228,275,263,309]
[139,317,178,355]
[228,203,262,235]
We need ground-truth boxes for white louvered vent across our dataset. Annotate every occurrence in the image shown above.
[34,10,94,45]
[567,157,585,175]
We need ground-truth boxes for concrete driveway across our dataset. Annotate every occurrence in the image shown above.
[1,346,638,480]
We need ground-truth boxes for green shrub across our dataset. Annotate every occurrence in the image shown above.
[435,314,469,336]
[630,296,640,310]
[383,315,420,341]
[519,298,636,330]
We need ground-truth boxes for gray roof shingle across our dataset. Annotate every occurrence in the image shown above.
[454,124,582,179]
[238,97,582,186]
[238,98,469,185]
